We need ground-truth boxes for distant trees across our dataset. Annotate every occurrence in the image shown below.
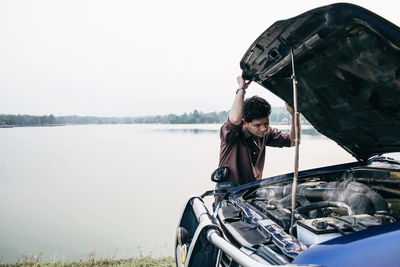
[0,114,56,126]
[56,115,125,125]
[133,110,229,124]
[269,106,291,124]
[0,108,308,127]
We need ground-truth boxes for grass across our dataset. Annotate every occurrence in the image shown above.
[1,253,175,267]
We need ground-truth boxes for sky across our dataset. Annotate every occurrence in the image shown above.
[0,0,399,117]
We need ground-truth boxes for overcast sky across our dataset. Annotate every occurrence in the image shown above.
[1,0,399,116]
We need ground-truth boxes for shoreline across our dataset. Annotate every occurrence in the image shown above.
[1,255,175,266]
[0,124,66,128]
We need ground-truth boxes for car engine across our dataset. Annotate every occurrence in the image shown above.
[217,163,400,264]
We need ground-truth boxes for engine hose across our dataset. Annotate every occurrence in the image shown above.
[300,181,388,214]
[342,181,388,214]
[269,194,310,209]
[296,201,353,216]
[257,181,388,215]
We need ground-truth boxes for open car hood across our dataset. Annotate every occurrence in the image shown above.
[240,3,400,161]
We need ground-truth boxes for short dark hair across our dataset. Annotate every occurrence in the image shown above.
[243,96,271,122]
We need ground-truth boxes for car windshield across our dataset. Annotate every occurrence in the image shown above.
[368,152,400,168]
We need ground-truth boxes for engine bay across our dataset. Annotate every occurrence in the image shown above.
[217,163,400,264]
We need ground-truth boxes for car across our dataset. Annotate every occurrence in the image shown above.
[175,3,400,267]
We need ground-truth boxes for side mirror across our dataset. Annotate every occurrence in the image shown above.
[211,167,230,183]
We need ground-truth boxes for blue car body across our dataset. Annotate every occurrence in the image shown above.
[175,3,400,266]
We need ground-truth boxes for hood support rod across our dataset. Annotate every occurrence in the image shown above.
[290,47,300,234]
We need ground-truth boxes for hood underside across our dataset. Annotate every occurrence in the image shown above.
[240,3,400,161]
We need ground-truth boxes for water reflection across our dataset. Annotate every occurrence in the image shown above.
[152,125,321,136]
[279,127,320,136]
[302,128,320,136]
[0,124,347,263]
[154,128,218,134]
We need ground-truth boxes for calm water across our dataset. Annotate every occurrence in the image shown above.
[0,124,354,262]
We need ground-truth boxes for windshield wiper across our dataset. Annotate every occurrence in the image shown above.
[369,155,400,165]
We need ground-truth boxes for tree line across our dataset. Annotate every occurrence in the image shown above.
[0,108,308,127]
[0,114,57,127]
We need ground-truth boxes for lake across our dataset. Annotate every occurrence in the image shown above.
[0,124,354,262]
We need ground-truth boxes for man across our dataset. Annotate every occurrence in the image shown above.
[218,75,300,185]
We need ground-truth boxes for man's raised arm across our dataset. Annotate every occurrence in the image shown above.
[228,76,251,125]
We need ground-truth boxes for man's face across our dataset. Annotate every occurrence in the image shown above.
[243,117,269,138]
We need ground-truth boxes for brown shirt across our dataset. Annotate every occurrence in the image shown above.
[218,119,291,185]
